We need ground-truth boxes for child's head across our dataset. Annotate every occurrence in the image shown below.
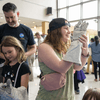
[82,88,100,100]
[0,36,27,64]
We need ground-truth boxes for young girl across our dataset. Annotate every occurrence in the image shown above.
[0,36,31,89]
[82,88,100,100]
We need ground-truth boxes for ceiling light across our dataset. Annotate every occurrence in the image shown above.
[33,22,35,23]
[0,16,3,19]
[18,20,21,22]
[34,26,36,29]
[24,24,26,25]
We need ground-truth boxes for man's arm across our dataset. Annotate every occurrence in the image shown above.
[25,44,36,57]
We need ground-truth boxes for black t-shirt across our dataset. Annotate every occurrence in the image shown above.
[0,23,36,52]
[2,62,31,88]
[0,58,5,64]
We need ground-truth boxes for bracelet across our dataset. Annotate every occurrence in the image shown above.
[82,53,89,58]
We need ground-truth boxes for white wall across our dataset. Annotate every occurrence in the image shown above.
[0,0,57,22]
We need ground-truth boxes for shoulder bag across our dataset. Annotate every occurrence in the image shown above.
[40,72,66,91]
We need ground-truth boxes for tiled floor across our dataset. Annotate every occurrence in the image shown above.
[29,59,100,100]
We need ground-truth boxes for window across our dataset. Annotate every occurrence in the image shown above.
[70,21,78,26]
[59,9,66,19]
[69,5,80,21]
[58,0,98,34]
[58,0,67,8]
[82,0,90,2]
[86,19,97,30]
[86,19,97,43]
[83,1,97,18]
[69,0,80,6]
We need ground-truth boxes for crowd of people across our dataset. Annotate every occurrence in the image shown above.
[0,2,100,100]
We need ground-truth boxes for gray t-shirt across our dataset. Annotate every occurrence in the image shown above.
[90,42,100,62]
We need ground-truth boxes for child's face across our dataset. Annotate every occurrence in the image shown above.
[2,46,18,62]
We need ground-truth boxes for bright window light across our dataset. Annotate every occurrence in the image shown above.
[59,9,66,19]
[86,19,97,30]
[69,5,80,21]
[83,1,97,18]
[58,0,67,8]
[83,0,90,2]
[69,0,80,6]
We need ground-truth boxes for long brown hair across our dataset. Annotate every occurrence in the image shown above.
[44,28,70,53]
[0,36,27,65]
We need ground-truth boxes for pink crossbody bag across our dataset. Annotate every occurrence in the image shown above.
[40,72,66,91]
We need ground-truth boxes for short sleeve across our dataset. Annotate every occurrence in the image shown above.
[27,28,36,45]
[1,65,6,77]
[0,24,5,44]
[19,62,31,76]
[89,43,92,48]
[88,44,90,48]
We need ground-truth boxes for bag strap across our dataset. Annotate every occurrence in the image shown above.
[14,61,24,87]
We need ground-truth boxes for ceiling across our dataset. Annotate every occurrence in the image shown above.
[0,13,43,28]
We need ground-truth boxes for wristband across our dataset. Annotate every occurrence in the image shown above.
[82,53,89,58]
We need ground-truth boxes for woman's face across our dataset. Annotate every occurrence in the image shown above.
[61,23,71,43]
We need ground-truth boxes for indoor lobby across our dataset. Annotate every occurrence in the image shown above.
[0,0,100,100]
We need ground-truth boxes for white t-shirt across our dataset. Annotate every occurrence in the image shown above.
[38,37,44,46]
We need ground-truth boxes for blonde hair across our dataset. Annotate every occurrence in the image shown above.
[0,36,27,65]
[82,88,100,100]
[44,28,71,53]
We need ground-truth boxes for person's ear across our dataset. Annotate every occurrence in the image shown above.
[17,11,19,17]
